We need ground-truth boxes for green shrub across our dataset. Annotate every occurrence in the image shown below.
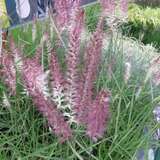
[124,4,160,49]
[85,3,160,49]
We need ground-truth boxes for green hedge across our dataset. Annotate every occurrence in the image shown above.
[85,3,160,49]
[124,4,160,49]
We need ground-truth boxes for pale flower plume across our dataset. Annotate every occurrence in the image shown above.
[124,62,131,83]
[148,56,160,86]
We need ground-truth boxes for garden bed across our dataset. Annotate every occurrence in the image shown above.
[1,1,160,159]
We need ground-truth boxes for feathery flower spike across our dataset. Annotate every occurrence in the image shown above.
[50,50,65,109]
[147,56,160,86]
[120,0,128,15]
[26,88,72,142]
[77,18,104,123]
[54,0,71,30]
[124,62,131,83]
[21,53,72,141]
[66,8,84,109]
[0,51,16,94]
[86,90,110,141]
[99,0,115,16]
[54,0,81,30]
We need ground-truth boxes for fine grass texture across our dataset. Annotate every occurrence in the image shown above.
[0,3,160,160]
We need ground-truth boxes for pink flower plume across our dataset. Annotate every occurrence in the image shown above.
[86,90,110,141]
[0,51,16,94]
[21,54,72,142]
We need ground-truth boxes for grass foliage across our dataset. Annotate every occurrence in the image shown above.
[85,3,101,32]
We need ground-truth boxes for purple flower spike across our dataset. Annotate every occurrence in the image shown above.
[66,8,84,108]
[0,52,16,94]
[29,89,72,142]
[50,50,64,91]
[54,0,81,30]
[54,0,70,29]
[77,18,104,123]
[86,90,110,141]
[120,0,128,14]
[100,0,116,16]
[21,54,72,142]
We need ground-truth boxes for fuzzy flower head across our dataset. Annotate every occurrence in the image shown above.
[22,58,50,99]
[21,50,72,142]
[66,8,84,107]
[0,52,16,94]
[50,51,65,109]
[54,0,69,29]
[147,56,160,86]
[30,90,72,142]
[9,37,23,72]
[54,0,82,31]
[120,0,128,15]
[117,0,128,21]
[100,0,116,16]
[54,0,79,30]
[77,18,104,123]
[124,62,131,83]
[50,51,64,90]
[86,90,110,141]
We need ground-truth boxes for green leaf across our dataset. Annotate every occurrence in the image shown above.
[155,148,160,160]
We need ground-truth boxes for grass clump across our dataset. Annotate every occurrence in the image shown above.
[0,1,160,160]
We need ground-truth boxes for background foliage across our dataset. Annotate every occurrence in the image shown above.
[85,2,160,49]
